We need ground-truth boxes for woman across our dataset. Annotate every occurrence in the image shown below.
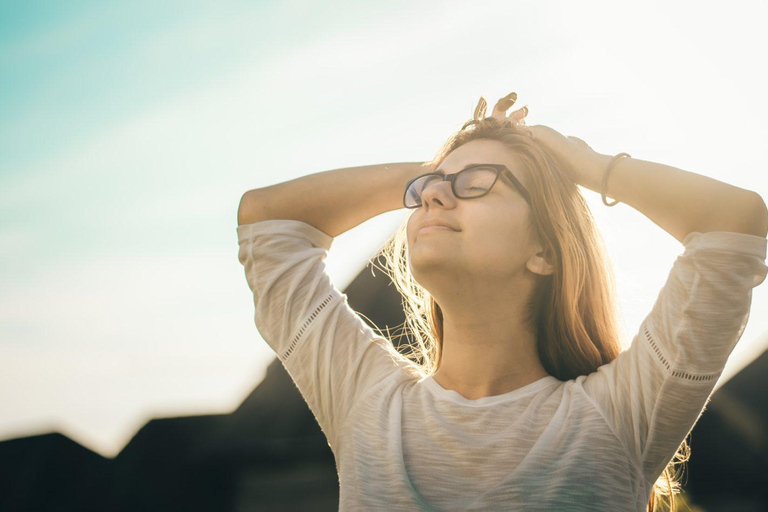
[236,92,768,511]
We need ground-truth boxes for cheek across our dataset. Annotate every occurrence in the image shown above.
[406,221,416,247]
[406,213,417,237]
[466,220,528,267]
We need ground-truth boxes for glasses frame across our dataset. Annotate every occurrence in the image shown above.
[402,164,532,209]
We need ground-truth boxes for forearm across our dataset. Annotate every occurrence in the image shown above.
[237,162,424,238]
[586,153,768,243]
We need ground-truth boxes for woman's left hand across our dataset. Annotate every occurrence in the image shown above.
[490,93,608,189]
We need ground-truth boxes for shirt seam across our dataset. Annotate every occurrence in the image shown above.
[278,290,341,450]
[278,291,336,363]
[280,289,414,456]
[643,315,723,384]
[636,316,723,489]
[579,317,717,489]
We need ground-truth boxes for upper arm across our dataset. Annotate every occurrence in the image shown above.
[238,188,337,238]
[580,230,767,485]
[237,219,413,451]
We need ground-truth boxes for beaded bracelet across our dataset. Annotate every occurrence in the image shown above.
[601,152,631,207]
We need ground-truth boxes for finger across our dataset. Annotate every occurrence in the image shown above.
[492,92,517,119]
[510,105,528,121]
[473,96,488,123]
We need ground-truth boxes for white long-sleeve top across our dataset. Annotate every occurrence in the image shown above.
[236,219,767,512]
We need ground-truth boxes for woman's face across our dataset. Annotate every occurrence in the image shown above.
[406,139,547,294]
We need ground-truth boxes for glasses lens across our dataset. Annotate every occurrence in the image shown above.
[405,174,442,208]
[455,167,497,198]
[404,167,500,207]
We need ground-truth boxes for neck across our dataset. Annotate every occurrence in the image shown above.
[432,315,550,400]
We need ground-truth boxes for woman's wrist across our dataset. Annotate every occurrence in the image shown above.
[578,152,614,193]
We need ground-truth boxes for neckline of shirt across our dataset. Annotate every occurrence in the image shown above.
[421,374,561,406]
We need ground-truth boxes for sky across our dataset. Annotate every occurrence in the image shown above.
[2,0,767,458]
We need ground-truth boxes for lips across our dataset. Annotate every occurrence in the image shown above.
[419,218,459,231]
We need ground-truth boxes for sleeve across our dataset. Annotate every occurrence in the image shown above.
[580,230,768,486]
[236,219,416,452]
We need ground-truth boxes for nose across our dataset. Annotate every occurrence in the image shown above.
[420,178,456,208]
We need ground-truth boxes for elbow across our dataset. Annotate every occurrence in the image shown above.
[732,191,768,238]
[238,189,267,226]
[692,191,768,238]
[748,192,768,238]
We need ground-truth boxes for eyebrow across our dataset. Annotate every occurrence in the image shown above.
[434,163,487,175]
[434,162,518,190]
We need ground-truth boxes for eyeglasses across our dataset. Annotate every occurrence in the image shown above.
[403,164,531,209]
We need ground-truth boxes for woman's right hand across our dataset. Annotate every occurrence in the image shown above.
[490,92,529,126]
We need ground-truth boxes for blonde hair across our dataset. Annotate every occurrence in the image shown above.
[370,103,689,512]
